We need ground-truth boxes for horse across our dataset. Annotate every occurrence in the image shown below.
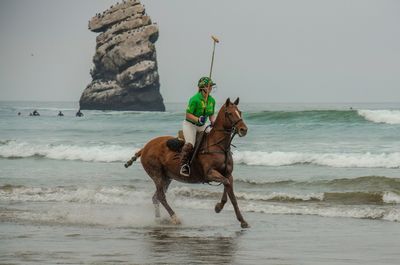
[125,97,249,228]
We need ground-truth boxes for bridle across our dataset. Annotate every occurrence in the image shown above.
[197,106,245,182]
[223,106,243,134]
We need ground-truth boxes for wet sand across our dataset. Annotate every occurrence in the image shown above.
[1,207,399,265]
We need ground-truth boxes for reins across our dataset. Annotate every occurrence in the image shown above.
[201,108,241,155]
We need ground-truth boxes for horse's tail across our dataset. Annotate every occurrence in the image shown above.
[124,148,142,168]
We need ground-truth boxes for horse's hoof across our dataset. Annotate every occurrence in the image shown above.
[241,221,250,228]
[215,203,223,213]
[171,214,181,225]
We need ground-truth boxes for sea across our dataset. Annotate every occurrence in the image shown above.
[1,101,400,264]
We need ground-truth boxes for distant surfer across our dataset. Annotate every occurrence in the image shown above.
[76,109,84,117]
[17,112,21,116]
[58,111,64,117]
[32,110,40,116]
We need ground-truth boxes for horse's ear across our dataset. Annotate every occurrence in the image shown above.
[225,98,230,107]
[234,97,240,105]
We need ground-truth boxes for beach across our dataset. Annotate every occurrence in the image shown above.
[2,209,400,264]
[1,101,400,264]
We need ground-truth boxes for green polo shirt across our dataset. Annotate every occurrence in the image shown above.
[186,92,215,125]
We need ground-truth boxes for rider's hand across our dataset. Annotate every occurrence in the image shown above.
[198,116,206,125]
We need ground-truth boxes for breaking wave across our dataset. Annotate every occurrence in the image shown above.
[236,176,400,193]
[243,203,400,222]
[1,140,400,169]
[234,151,400,168]
[170,186,400,205]
[358,110,400,125]
[245,109,400,125]
[1,185,399,224]
[0,140,137,162]
[0,185,147,205]
[2,184,399,205]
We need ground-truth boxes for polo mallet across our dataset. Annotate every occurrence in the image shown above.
[209,35,219,80]
[204,35,219,99]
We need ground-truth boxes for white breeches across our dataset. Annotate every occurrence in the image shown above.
[182,120,206,146]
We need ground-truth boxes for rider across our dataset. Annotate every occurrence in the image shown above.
[180,76,216,176]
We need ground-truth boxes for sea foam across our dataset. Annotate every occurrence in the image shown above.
[358,110,400,124]
[234,150,400,168]
[0,140,137,162]
[2,140,400,168]
[1,185,399,223]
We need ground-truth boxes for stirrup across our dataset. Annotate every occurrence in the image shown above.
[180,164,190,177]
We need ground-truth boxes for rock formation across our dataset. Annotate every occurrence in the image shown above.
[80,0,165,111]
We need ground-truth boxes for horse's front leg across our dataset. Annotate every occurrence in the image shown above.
[206,169,230,185]
[215,186,227,213]
[226,175,249,228]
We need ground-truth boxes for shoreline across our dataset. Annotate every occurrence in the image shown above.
[1,209,400,265]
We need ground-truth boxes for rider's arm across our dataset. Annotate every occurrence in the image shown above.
[186,96,202,123]
[209,115,216,126]
[186,113,201,123]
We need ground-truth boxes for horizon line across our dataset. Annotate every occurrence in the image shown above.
[1,100,399,105]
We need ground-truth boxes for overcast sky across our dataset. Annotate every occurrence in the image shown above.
[0,0,399,103]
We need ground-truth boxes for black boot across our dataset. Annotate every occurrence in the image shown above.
[180,143,194,176]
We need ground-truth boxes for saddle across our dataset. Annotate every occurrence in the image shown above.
[166,130,207,163]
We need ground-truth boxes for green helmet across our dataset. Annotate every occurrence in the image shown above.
[198,77,216,89]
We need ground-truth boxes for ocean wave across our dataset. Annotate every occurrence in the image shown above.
[0,140,137,162]
[245,110,363,123]
[3,184,398,206]
[2,140,400,169]
[244,109,400,125]
[169,186,399,205]
[234,150,400,168]
[2,202,398,225]
[243,203,399,222]
[236,176,400,192]
[358,110,400,125]
[1,185,399,223]
[0,185,147,205]
[0,140,400,168]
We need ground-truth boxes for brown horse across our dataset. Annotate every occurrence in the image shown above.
[125,97,249,228]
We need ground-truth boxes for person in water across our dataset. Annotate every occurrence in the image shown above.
[76,109,84,117]
[58,111,64,116]
[32,110,40,116]
[180,76,216,176]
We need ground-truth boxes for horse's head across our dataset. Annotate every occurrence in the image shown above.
[220,97,248,137]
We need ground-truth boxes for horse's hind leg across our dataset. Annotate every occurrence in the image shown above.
[152,192,161,218]
[156,180,181,224]
[152,179,172,219]
[215,186,228,213]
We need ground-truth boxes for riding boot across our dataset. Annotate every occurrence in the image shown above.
[180,143,194,177]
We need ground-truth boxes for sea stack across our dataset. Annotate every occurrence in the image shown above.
[79,0,165,111]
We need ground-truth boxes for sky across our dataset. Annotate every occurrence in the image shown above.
[0,0,399,103]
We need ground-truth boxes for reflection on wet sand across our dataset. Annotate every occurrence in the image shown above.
[145,226,243,264]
